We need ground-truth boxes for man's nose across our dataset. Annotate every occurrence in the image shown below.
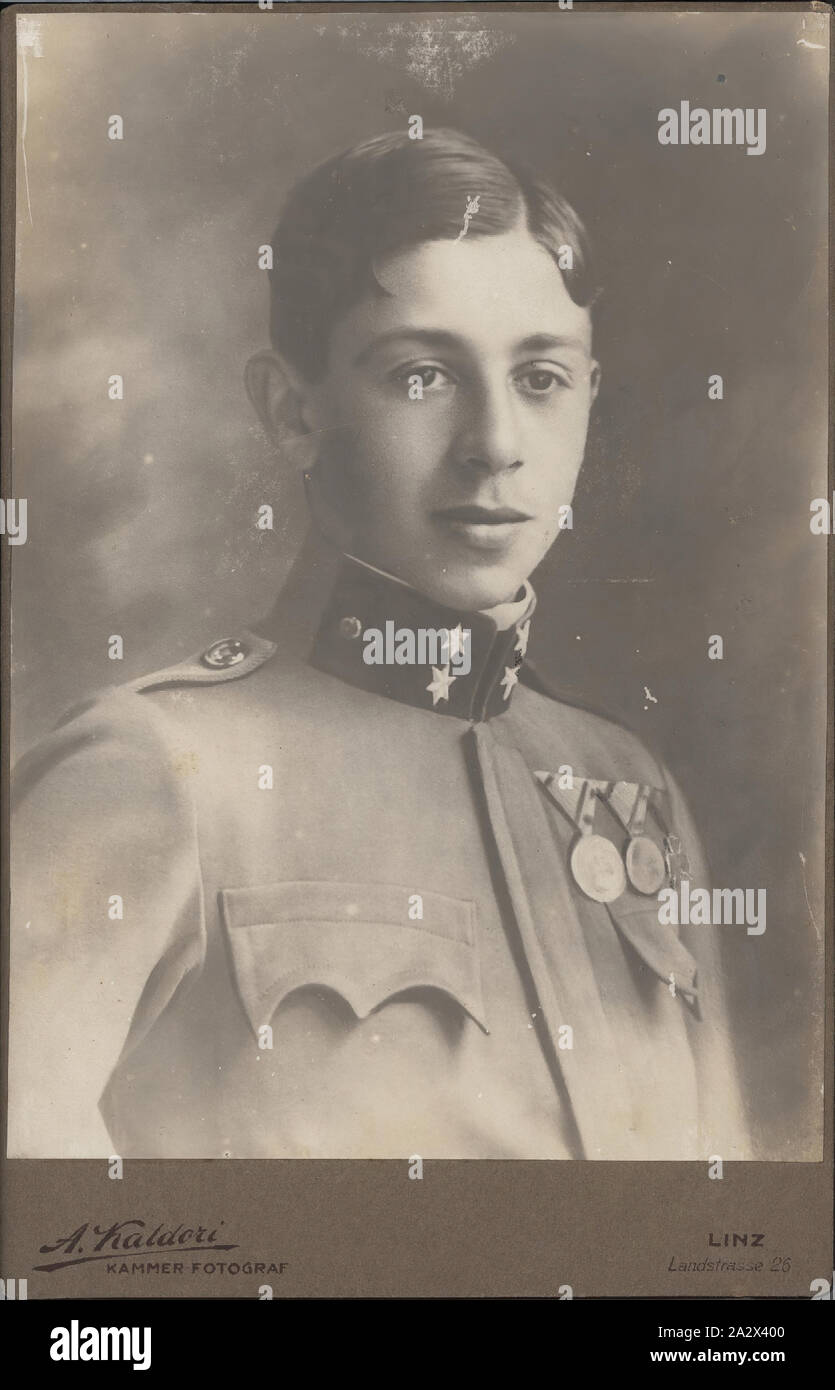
[450,379,523,477]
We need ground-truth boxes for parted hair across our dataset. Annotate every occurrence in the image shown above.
[268,127,599,381]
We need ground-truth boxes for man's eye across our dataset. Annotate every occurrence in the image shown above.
[396,365,451,391]
[516,366,571,395]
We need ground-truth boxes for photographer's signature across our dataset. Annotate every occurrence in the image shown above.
[35,1218,236,1272]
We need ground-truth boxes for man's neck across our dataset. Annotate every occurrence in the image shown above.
[342,551,535,631]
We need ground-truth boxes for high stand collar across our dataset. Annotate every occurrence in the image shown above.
[308,554,537,722]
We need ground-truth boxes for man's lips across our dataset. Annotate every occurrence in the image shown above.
[431,505,534,554]
[432,505,533,524]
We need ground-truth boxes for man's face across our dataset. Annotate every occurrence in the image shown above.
[303,223,600,610]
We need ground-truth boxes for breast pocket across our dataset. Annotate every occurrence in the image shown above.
[218,880,488,1037]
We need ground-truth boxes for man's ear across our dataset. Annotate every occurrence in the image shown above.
[244,350,313,442]
[589,359,602,405]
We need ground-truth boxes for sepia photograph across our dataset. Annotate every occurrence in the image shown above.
[1,0,831,1303]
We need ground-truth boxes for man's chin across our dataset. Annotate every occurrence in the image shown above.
[350,538,534,612]
[412,565,529,614]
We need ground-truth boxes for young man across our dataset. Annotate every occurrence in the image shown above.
[10,129,752,1159]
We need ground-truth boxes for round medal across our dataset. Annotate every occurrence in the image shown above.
[570,834,627,904]
[625,834,668,895]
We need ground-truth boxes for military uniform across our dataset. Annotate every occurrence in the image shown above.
[9,539,752,1159]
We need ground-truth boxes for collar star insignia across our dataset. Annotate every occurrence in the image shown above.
[514,619,531,658]
[426,664,457,706]
[500,665,519,700]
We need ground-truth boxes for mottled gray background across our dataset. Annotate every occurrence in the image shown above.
[12,8,828,1157]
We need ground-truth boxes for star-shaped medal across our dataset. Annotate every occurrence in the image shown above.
[500,665,519,700]
[426,664,457,706]
[663,834,693,888]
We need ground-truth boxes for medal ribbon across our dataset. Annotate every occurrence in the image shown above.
[535,772,610,836]
[606,781,651,837]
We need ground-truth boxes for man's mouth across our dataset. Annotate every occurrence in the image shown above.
[431,504,534,552]
[434,505,533,524]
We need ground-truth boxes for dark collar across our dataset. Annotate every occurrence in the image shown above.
[308,556,536,722]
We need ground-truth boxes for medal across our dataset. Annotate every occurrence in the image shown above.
[537,775,627,904]
[624,834,667,895]
[607,782,668,896]
[570,832,628,904]
[663,833,693,890]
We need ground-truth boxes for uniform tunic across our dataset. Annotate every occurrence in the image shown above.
[9,547,753,1159]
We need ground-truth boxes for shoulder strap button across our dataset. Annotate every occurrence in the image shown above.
[200,638,247,670]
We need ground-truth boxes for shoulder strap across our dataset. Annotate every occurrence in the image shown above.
[127,628,278,694]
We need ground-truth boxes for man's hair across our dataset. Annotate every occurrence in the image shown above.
[268,127,599,382]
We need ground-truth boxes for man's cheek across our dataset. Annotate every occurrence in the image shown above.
[534,407,588,451]
[525,513,566,560]
[352,412,416,470]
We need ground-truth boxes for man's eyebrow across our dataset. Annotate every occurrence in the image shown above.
[352,328,590,366]
[514,334,590,357]
[352,329,464,366]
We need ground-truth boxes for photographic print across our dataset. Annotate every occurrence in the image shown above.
[1,0,831,1301]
